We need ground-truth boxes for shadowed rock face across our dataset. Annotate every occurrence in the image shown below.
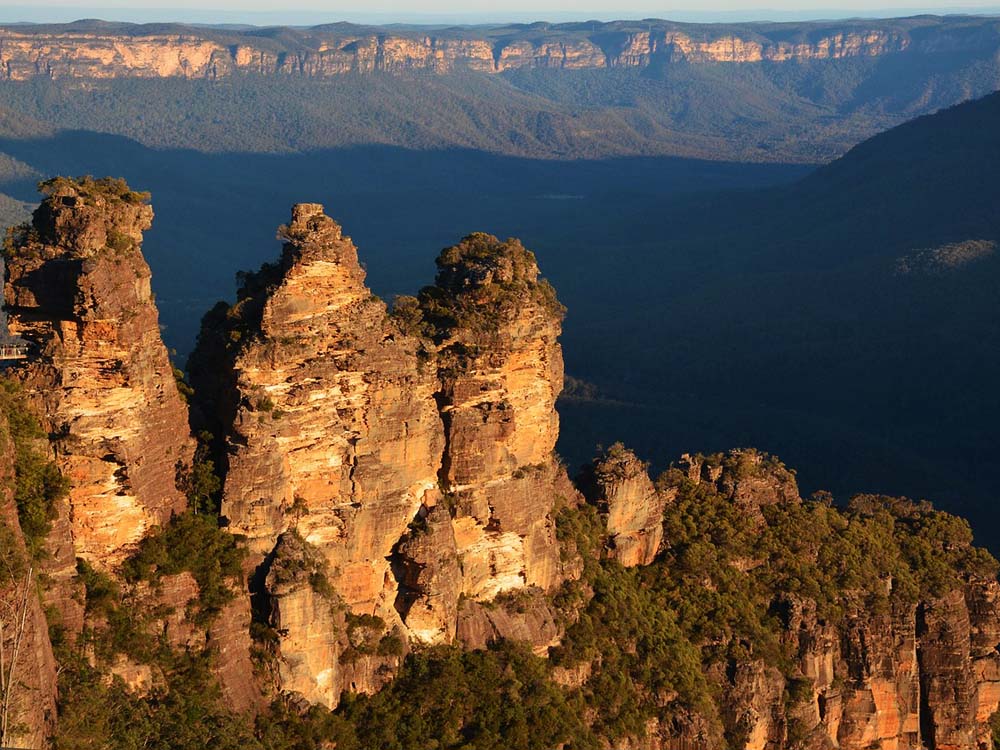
[0,411,58,750]
[2,178,194,575]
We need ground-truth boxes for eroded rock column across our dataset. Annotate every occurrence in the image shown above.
[419,233,572,600]
[194,204,445,621]
[3,177,195,568]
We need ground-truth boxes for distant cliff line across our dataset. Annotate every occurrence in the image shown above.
[0,15,998,80]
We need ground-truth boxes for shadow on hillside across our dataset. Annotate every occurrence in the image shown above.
[0,129,811,351]
[3,127,1000,552]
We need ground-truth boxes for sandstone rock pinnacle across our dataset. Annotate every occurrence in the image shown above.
[193,202,445,618]
[420,232,573,600]
[2,177,195,572]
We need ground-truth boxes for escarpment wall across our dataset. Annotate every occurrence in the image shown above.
[0,17,994,80]
[596,447,1000,750]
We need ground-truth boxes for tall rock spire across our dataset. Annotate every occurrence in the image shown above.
[420,232,571,600]
[191,203,445,617]
[2,177,195,570]
[190,213,579,705]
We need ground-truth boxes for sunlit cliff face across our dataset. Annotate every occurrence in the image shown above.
[0,27,910,80]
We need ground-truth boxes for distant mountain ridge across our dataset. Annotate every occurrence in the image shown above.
[0,15,998,80]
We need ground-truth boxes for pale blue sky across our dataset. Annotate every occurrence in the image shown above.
[1,0,999,24]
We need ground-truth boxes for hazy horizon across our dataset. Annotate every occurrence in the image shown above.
[1,2,999,26]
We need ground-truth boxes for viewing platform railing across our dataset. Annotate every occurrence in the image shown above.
[0,342,29,361]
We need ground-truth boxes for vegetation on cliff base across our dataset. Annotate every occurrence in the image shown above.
[52,511,250,748]
[120,511,245,625]
[54,646,261,750]
[265,473,999,750]
[7,371,988,750]
[40,450,1000,750]
[42,424,250,748]
[0,378,70,560]
[329,642,595,750]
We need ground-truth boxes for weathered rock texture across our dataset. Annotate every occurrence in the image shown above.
[755,582,1000,750]
[579,443,668,566]
[1,17,993,80]
[2,181,998,747]
[190,204,449,706]
[0,412,58,749]
[456,588,562,655]
[390,504,462,645]
[2,178,195,571]
[195,203,444,625]
[263,530,406,708]
[422,232,571,602]
[190,212,578,703]
[126,569,264,712]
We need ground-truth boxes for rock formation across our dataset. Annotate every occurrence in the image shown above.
[757,582,1000,750]
[189,211,578,703]
[190,203,448,704]
[390,504,463,645]
[260,529,409,708]
[2,177,195,574]
[5,180,999,747]
[192,203,444,621]
[602,447,1000,750]
[680,448,800,526]
[0,18,988,81]
[420,232,571,601]
[579,443,668,567]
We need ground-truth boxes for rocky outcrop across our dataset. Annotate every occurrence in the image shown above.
[579,443,668,566]
[583,447,1000,750]
[193,203,444,626]
[263,530,405,708]
[680,449,799,525]
[0,412,58,749]
[390,504,462,645]
[208,594,266,713]
[764,583,1000,750]
[2,177,195,572]
[190,203,442,704]
[918,586,999,750]
[456,588,562,654]
[1,17,990,81]
[422,232,572,601]
[190,211,578,704]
